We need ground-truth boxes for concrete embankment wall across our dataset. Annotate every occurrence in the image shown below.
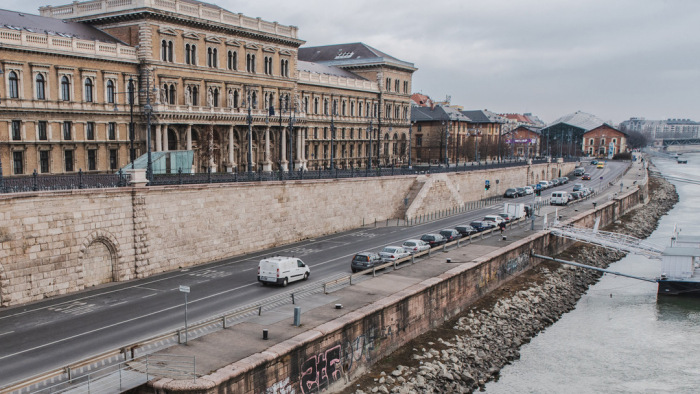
[149,182,645,394]
[0,162,574,307]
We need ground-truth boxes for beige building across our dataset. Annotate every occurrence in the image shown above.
[0,0,416,176]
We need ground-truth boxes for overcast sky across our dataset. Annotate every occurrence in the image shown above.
[6,0,700,124]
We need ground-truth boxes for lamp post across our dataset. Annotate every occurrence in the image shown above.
[330,97,336,170]
[441,119,449,167]
[0,68,5,185]
[288,102,296,171]
[367,117,373,170]
[142,67,154,183]
[471,129,480,163]
[408,120,414,168]
[245,87,255,174]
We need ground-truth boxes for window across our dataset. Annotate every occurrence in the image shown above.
[86,122,95,140]
[233,89,239,108]
[314,98,319,114]
[228,50,237,70]
[61,76,71,101]
[108,122,116,140]
[106,80,115,104]
[186,43,191,64]
[13,151,23,175]
[342,101,346,116]
[264,56,273,75]
[88,150,97,171]
[358,102,362,117]
[416,135,423,146]
[84,78,93,102]
[385,78,391,92]
[65,149,74,172]
[246,53,256,73]
[192,86,199,106]
[8,71,19,98]
[324,99,329,115]
[11,120,21,141]
[36,74,45,100]
[63,121,72,140]
[207,47,218,68]
[394,79,399,92]
[38,121,47,140]
[162,40,173,62]
[280,59,289,77]
[403,81,409,93]
[303,97,309,113]
[109,149,118,170]
[169,84,176,105]
[589,138,594,145]
[39,151,49,173]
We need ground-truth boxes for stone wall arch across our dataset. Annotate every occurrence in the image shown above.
[78,230,123,288]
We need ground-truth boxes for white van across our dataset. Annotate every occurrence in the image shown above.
[550,191,569,206]
[258,256,310,286]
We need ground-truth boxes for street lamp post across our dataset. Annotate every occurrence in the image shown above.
[472,129,480,163]
[0,68,4,185]
[245,88,254,174]
[408,121,414,168]
[367,117,373,170]
[142,67,154,183]
[288,102,296,171]
[330,98,336,170]
[127,77,135,168]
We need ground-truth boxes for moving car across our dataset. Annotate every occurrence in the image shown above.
[258,256,310,286]
[483,215,505,225]
[523,186,534,195]
[379,246,411,262]
[455,225,477,236]
[402,239,431,254]
[504,188,518,198]
[439,229,462,242]
[573,167,585,176]
[516,187,526,196]
[470,220,495,232]
[591,159,598,165]
[582,173,591,180]
[597,162,605,169]
[351,252,383,273]
[420,233,447,248]
[573,183,584,191]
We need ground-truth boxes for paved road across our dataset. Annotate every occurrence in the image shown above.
[0,161,627,388]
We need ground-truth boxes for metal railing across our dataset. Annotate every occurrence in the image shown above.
[0,170,130,194]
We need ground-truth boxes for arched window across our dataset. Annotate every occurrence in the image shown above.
[314,98,319,114]
[84,78,93,102]
[8,71,19,98]
[208,48,218,68]
[61,76,70,101]
[169,84,176,105]
[127,80,135,105]
[185,43,191,64]
[233,90,239,107]
[324,99,329,115]
[342,101,346,116]
[35,74,45,100]
[106,80,115,104]
[192,85,199,106]
[162,40,168,61]
[213,88,219,107]
[228,51,237,70]
[191,44,196,65]
[168,41,174,62]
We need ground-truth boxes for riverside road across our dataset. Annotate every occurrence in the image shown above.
[0,161,628,388]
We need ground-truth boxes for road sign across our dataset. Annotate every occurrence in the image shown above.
[179,285,190,293]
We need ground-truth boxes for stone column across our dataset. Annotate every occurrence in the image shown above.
[263,126,272,172]
[162,124,169,151]
[208,125,216,172]
[227,125,235,173]
[280,126,288,171]
[186,125,192,150]
[155,124,162,152]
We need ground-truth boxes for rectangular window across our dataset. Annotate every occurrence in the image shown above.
[39,150,49,173]
[38,121,47,140]
[64,150,74,172]
[88,150,97,171]
[13,151,23,175]
[109,149,118,170]
[11,120,21,141]
[108,122,116,140]
[416,135,423,146]
[63,121,72,140]
[86,122,95,140]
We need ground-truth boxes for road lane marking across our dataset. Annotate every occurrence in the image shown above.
[0,331,14,337]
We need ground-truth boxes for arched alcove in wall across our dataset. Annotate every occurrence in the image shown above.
[78,231,122,288]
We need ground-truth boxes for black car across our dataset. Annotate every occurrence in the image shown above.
[439,229,462,242]
[516,187,526,196]
[455,225,477,236]
[420,233,447,248]
[469,221,495,232]
[351,252,383,273]
[504,188,518,198]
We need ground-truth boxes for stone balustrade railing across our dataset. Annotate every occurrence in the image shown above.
[39,0,299,40]
[298,71,379,92]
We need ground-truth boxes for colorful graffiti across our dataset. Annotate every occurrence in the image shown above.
[476,253,530,294]
[299,345,342,394]
[266,377,295,394]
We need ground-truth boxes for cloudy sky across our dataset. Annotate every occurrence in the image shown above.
[6,0,700,124]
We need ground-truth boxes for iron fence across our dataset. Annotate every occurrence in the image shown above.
[0,169,131,194]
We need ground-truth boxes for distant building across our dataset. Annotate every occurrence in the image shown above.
[539,111,606,157]
[619,117,700,139]
[411,93,433,108]
[582,124,627,158]
[503,126,540,159]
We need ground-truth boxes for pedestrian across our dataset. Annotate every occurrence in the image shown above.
[499,221,506,235]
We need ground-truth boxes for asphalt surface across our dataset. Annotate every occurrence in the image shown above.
[0,161,627,388]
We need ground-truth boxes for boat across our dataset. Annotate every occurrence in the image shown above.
[677,159,688,164]
[658,246,700,296]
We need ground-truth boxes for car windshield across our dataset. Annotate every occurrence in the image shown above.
[403,241,416,247]
[470,222,482,227]
[353,255,369,262]
[421,235,434,241]
[382,247,397,253]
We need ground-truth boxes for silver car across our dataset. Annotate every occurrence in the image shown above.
[379,246,411,262]
[402,239,430,254]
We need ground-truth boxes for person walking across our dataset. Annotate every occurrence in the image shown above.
[499,221,506,235]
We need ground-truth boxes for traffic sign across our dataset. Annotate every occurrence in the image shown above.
[179,285,190,293]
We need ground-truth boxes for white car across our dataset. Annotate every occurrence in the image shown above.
[523,186,534,195]
[483,215,505,226]
[402,239,430,254]
[379,246,411,262]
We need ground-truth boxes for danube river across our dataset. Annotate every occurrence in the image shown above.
[485,153,700,394]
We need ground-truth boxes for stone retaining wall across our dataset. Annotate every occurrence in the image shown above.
[0,162,575,307]
[148,183,642,394]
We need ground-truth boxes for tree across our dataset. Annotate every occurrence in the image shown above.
[626,130,649,149]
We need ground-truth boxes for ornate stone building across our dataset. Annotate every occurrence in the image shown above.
[0,0,416,175]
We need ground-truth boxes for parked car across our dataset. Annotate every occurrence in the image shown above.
[591,159,598,165]
[439,229,462,242]
[569,191,581,201]
[351,252,383,273]
[538,180,550,190]
[420,233,447,248]
[551,179,560,186]
[470,220,494,232]
[551,191,569,206]
[523,186,534,195]
[559,177,569,184]
[498,213,514,223]
[516,187,526,196]
[455,225,477,236]
[504,188,518,198]
[573,183,584,192]
[582,173,591,180]
[258,256,310,286]
[402,239,431,254]
[379,246,411,262]
[483,214,505,226]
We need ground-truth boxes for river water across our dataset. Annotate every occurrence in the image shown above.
[485,153,700,394]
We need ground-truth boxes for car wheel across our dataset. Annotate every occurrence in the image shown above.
[282,278,288,287]
[303,272,309,281]
[261,282,267,286]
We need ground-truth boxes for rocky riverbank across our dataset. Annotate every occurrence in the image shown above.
[347,174,678,394]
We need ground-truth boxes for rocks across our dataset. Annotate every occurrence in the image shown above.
[353,173,678,394]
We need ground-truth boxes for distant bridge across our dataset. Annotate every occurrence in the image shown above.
[661,138,700,147]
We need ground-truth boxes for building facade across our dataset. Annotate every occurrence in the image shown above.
[503,126,540,158]
[619,117,700,140]
[582,124,627,158]
[0,0,415,176]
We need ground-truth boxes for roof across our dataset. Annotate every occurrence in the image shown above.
[586,123,628,137]
[299,42,416,70]
[545,111,605,131]
[411,93,433,107]
[297,60,366,80]
[461,110,504,124]
[0,8,122,43]
[412,106,472,122]
[502,114,531,123]
[663,247,700,257]
[675,235,700,244]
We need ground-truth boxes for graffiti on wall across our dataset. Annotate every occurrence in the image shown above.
[299,345,342,394]
[476,253,530,295]
[266,377,295,394]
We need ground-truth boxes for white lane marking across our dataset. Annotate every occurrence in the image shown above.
[0,331,15,337]
[141,294,157,299]
[0,282,259,361]
[111,301,128,307]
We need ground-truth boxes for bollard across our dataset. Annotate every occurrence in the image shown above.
[411,254,415,264]
[323,283,327,294]
[373,267,376,277]
[263,329,269,340]
[442,243,446,252]
[258,306,262,315]
[291,293,295,304]
[293,307,301,327]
